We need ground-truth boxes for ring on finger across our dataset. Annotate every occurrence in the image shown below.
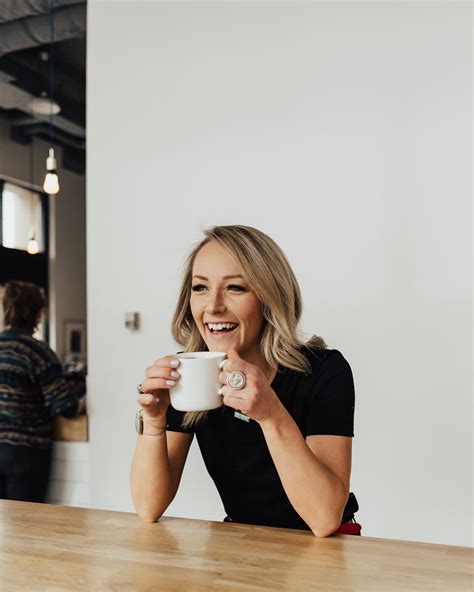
[227,371,246,390]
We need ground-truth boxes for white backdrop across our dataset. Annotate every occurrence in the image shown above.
[87,1,472,546]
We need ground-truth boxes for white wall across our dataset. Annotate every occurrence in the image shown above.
[87,1,472,546]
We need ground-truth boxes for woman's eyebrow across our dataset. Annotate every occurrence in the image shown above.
[192,274,244,280]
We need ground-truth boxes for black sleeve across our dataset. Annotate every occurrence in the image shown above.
[59,374,85,418]
[166,405,194,434]
[60,400,79,418]
[304,350,355,437]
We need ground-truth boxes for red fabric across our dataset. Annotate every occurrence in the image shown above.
[334,522,362,536]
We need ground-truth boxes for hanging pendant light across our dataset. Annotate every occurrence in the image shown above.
[27,233,39,255]
[43,147,60,194]
[43,0,60,196]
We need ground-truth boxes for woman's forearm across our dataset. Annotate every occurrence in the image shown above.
[130,431,174,522]
[259,405,347,537]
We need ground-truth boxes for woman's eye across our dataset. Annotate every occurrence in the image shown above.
[191,284,245,293]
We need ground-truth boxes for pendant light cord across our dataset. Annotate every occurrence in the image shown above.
[48,0,55,149]
[29,141,34,186]
[30,143,35,237]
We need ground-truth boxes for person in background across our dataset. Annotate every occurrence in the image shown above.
[131,225,359,537]
[0,281,85,503]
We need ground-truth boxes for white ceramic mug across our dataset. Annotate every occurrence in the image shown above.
[169,351,227,412]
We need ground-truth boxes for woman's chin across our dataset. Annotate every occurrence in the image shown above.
[207,344,233,353]
[205,341,240,354]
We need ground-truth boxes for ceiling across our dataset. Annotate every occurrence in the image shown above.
[0,1,86,174]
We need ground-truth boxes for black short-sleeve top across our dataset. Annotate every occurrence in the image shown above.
[166,347,357,530]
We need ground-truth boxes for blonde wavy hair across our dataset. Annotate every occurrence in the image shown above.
[171,225,326,428]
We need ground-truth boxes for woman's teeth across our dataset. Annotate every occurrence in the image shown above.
[207,323,238,334]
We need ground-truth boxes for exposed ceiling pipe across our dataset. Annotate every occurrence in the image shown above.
[0,3,86,57]
[0,0,85,23]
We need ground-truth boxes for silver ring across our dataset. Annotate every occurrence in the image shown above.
[227,371,246,390]
[137,384,145,394]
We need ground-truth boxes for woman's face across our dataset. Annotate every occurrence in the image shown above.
[190,241,265,357]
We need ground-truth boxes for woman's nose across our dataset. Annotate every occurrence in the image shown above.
[205,290,226,313]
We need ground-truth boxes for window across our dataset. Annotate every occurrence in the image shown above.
[1,182,45,253]
[0,180,49,341]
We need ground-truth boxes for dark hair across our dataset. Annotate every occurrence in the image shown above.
[2,281,45,333]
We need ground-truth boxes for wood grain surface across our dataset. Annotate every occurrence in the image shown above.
[0,500,471,591]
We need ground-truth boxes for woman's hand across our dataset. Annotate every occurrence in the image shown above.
[218,349,281,423]
[137,357,180,428]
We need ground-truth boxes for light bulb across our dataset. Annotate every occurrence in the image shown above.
[43,147,60,195]
[27,237,39,255]
[43,172,60,195]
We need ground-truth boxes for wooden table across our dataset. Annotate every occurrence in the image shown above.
[0,501,471,591]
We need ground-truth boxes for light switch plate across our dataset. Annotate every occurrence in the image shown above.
[125,312,140,331]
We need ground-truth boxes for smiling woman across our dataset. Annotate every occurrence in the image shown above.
[190,242,267,368]
[131,225,360,537]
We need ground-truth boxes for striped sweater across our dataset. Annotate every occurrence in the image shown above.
[0,329,78,448]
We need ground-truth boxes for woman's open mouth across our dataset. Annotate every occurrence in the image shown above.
[205,322,239,337]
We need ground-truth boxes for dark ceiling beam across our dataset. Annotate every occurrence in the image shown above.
[0,52,85,126]
[0,4,86,57]
[0,0,85,23]
[11,121,85,148]
[10,122,85,174]
[6,43,84,87]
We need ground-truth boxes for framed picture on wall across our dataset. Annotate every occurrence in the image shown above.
[64,320,86,361]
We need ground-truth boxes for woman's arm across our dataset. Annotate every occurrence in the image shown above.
[259,406,351,537]
[219,348,353,537]
[131,355,193,522]
[131,429,193,522]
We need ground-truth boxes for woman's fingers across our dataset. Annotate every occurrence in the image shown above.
[153,356,180,370]
[140,377,178,392]
[218,368,254,386]
[222,393,248,411]
[145,365,180,382]
[137,393,159,407]
[136,357,178,421]
[137,386,171,418]
[141,358,181,392]
[219,385,246,401]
